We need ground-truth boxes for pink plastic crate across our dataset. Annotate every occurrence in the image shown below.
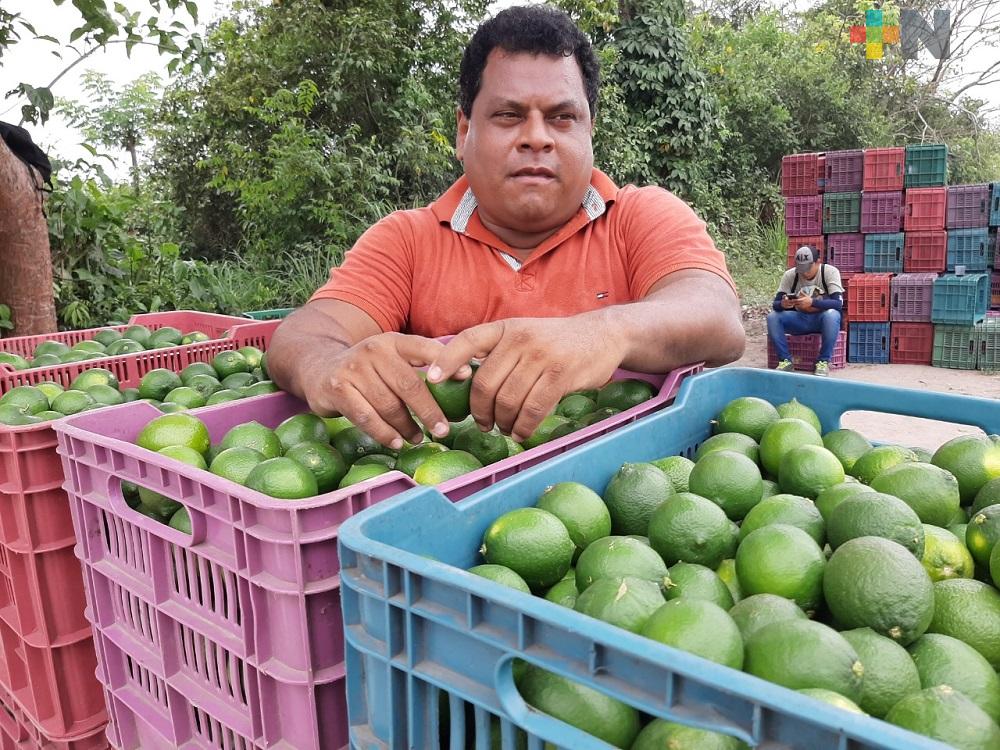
[946,184,991,229]
[784,196,823,235]
[785,236,824,268]
[890,273,938,322]
[904,187,947,231]
[54,365,698,750]
[0,313,277,395]
[824,149,863,193]
[825,233,864,273]
[860,191,903,233]
[0,680,108,750]
[766,331,847,371]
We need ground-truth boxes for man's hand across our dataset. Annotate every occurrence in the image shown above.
[793,295,815,312]
[780,295,797,310]
[427,317,627,443]
[299,332,465,450]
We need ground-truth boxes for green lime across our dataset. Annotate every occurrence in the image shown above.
[237,346,263,369]
[927,578,1000,669]
[122,324,152,347]
[275,413,329,452]
[243,380,278,396]
[0,352,30,370]
[744,619,863,702]
[971,477,1000,514]
[32,340,70,358]
[921,524,974,582]
[885,685,1000,750]
[736,524,825,611]
[210,446,267,485]
[738,494,824,546]
[536,482,612,561]
[86,384,125,406]
[824,536,934,645]
[909,633,1000,723]
[595,378,655,412]
[574,576,665,633]
[339,463,391,488]
[395,442,448,477]
[149,326,183,346]
[647,491,737,568]
[138,368,183,401]
[426,374,472,422]
[663,562,734,609]
[50,389,96,416]
[760,479,780,499]
[481,507,574,590]
[93,330,122,348]
[453,426,510,465]
[285,440,348,493]
[631,719,746,750]
[716,558,742,604]
[332,426,391,462]
[778,445,845,499]
[688,450,763,521]
[157,402,187,413]
[715,396,780,442]
[650,455,695,493]
[871,462,961,528]
[0,406,42,425]
[579,407,619,426]
[137,412,211,455]
[70,367,119,391]
[641,599,744,669]
[0,385,49,414]
[72,340,106,353]
[555,393,596,420]
[467,564,530,594]
[180,362,217,385]
[544,577,578,608]
[182,330,211,344]
[851,445,919,485]
[206,389,244,405]
[212,351,250,380]
[106,338,144,356]
[931,434,1000,504]
[814,481,875,521]
[168,507,192,535]
[219,421,282,459]
[841,627,921,718]
[221,372,256,390]
[186,374,222,400]
[603,462,673,534]
[759,418,823,478]
[322,416,354,440]
[776,398,821,433]
[138,445,207,518]
[966,504,1000,568]
[245,456,318,499]
[163,386,207,409]
[412,450,482,485]
[826,492,925,556]
[728,593,806,643]
[521,414,572,449]
[30,353,61,368]
[519,666,640,748]
[695,432,759,464]
[797,689,865,714]
[355,452,398,469]
[575,536,668,592]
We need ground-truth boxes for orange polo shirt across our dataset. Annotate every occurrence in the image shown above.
[310,168,736,337]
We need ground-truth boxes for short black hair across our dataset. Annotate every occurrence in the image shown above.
[459,5,600,119]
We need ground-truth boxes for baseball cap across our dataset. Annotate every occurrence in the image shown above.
[794,246,818,274]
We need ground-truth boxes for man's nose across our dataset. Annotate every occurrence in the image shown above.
[518,111,554,151]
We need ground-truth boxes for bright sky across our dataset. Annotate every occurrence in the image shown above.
[1,0,998,179]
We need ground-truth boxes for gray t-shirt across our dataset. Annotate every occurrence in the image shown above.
[778,264,844,298]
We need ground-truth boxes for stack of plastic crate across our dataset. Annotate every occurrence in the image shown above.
[782,153,825,269]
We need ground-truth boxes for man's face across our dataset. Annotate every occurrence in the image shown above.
[456,49,594,244]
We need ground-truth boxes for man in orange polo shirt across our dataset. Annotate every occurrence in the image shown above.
[269,5,744,448]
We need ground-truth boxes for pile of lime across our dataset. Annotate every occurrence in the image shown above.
[468,396,1000,749]
[0,324,217,372]
[0,347,273,426]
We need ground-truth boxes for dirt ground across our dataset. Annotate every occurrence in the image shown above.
[730,310,1000,450]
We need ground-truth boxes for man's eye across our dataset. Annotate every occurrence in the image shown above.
[553,114,576,121]
[496,112,519,119]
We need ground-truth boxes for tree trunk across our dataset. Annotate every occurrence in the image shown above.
[0,138,57,336]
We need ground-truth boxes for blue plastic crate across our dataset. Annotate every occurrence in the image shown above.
[946,227,989,272]
[991,183,1000,227]
[339,367,989,750]
[863,232,904,272]
[848,321,890,363]
[931,273,990,325]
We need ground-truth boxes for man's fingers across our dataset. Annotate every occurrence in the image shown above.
[382,361,451,442]
[323,381,409,450]
[428,322,504,382]
[509,366,566,443]
[468,347,523,431]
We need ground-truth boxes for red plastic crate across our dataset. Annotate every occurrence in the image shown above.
[766,331,847,371]
[0,680,108,750]
[904,187,947,231]
[784,196,823,235]
[862,147,904,191]
[903,230,947,273]
[824,149,863,193]
[785,235,824,268]
[890,322,934,365]
[946,184,991,229]
[860,191,903,233]
[890,273,937,323]
[840,272,858,329]
[53,365,698,750]
[781,153,822,196]
[825,233,864,272]
[846,273,892,322]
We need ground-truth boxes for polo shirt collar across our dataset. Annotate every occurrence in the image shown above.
[430,168,619,233]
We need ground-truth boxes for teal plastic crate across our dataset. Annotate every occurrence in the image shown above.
[242,307,295,320]
[931,273,989,325]
[990,183,1000,227]
[822,191,861,234]
[979,316,1000,370]
[339,367,982,750]
[932,323,980,370]
[904,144,948,188]
[946,227,989,272]
[863,232,904,272]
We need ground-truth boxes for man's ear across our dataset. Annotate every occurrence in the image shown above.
[455,106,469,162]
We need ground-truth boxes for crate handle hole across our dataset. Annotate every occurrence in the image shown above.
[108,475,201,546]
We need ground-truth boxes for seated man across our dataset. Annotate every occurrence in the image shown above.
[268,5,745,448]
[767,245,844,376]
